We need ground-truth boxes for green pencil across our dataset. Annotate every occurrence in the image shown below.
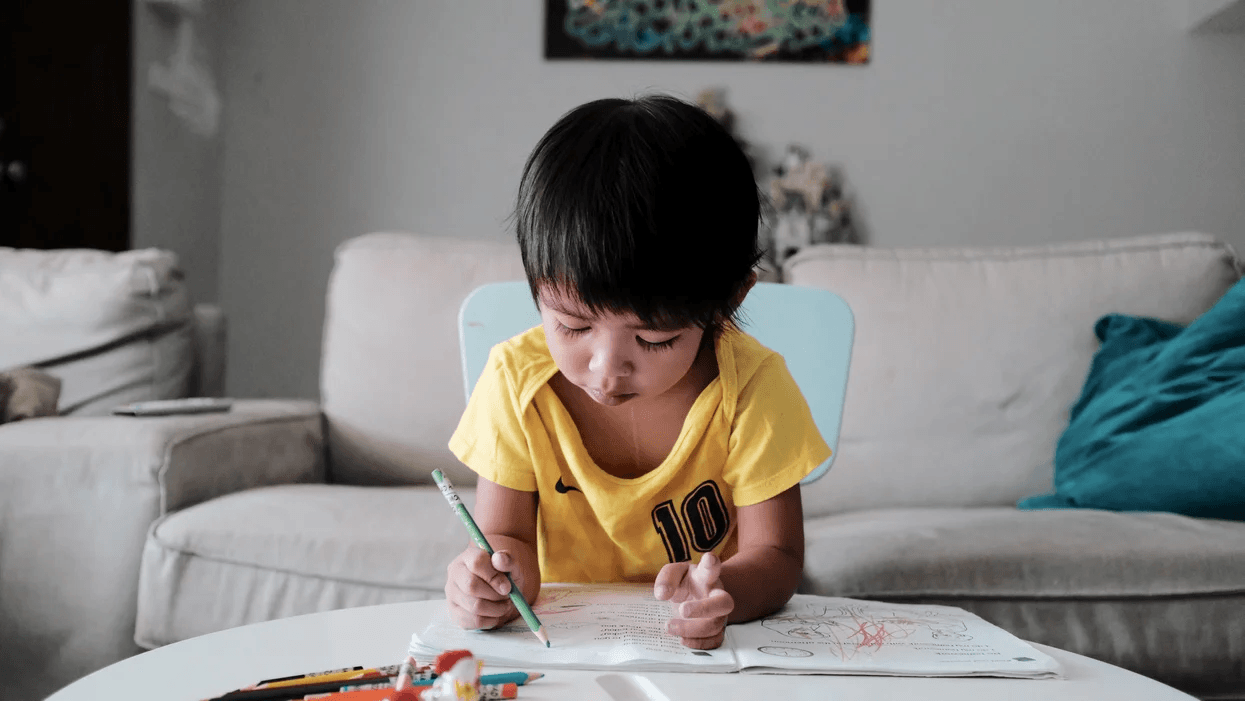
[431,469,551,647]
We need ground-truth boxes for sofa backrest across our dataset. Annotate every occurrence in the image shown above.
[786,232,1243,517]
[321,232,526,486]
[0,246,194,415]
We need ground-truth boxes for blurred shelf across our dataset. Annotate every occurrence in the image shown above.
[1187,0,1245,32]
[143,0,203,22]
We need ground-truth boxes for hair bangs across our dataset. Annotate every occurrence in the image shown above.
[515,95,761,336]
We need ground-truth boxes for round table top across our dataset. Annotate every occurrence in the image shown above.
[47,599,1196,701]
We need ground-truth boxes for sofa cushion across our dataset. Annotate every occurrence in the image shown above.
[321,233,527,486]
[801,507,1245,697]
[0,247,194,415]
[135,484,475,648]
[784,232,1243,517]
[1019,277,1245,520]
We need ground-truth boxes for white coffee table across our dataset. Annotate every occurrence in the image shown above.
[46,599,1196,701]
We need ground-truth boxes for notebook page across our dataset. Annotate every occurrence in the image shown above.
[411,583,738,672]
[730,596,1063,679]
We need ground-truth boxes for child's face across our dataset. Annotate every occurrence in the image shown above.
[538,286,706,407]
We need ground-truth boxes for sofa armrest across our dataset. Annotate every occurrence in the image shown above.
[156,398,324,512]
[1,398,325,514]
[0,399,323,700]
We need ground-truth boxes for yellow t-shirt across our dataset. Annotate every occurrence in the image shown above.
[448,326,831,584]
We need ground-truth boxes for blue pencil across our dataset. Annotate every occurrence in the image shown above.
[431,469,551,647]
[409,671,544,687]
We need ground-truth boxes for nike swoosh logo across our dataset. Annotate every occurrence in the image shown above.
[555,477,582,494]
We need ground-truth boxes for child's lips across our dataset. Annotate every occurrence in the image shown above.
[587,388,637,406]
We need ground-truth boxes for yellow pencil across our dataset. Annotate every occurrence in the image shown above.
[260,667,386,689]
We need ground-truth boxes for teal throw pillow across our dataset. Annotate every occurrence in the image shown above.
[1019,277,1245,521]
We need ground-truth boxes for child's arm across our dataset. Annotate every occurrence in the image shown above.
[720,482,805,621]
[444,477,541,630]
[655,484,804,648]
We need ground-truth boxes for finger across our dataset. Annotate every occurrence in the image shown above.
[678,588,734,620]
[690,552,722,596]
[463,550,512,597]
[447,597,511,630]
[680,631,726,650]
[653,562,691,601]
[449,574,515,619]
[491,550,515,573]
[450,559,511,606]
[668,612,727,640]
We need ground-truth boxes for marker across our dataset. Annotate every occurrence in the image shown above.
[431,469,551,647]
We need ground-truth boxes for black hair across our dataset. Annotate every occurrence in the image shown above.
[514,94,762,336]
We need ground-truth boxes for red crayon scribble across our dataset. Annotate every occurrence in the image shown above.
[854,621,891,650]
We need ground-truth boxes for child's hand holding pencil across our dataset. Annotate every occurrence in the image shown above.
[433,470,550,647]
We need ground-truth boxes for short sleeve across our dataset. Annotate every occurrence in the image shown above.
[448,346,539,492]
[723,355,832,506]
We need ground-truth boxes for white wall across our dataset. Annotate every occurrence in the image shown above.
[216,0,1245,400]
[131,0,225,305]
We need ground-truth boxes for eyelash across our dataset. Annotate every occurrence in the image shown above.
[556,323,678,351]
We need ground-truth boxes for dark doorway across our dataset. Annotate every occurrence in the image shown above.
[1,0,133,251]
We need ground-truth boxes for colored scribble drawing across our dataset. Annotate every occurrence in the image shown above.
[758,646,814,658]
[760,603,973,660]
[500,585,669,636]
[530,588,579,615]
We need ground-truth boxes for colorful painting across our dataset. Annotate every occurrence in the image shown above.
[545,0,871,63]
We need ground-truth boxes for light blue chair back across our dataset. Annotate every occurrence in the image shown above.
[458,281,853,484]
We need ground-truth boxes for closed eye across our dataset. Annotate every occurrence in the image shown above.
[558,322,590,338]
[638,335,678,351]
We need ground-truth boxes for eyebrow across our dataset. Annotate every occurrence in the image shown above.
[541,298,675,332]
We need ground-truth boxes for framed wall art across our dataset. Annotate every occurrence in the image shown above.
[545,0,871,64]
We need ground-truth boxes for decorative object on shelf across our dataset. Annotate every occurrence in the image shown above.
[144,0,220,137]
[763,144,859,271]
[695,87,756,172]
[545,0,871,63]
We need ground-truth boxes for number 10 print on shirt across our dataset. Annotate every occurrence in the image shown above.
[651,480,730,563]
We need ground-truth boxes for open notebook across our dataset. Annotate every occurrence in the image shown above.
[410,584,1062,679]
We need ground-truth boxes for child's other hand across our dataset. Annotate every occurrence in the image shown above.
[445,547,522,630]
[653,552,735,649]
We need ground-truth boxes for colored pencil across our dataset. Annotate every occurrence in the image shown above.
[431,469,551,647]
[253,666,364,687]
[211,674,395,701]
[408,671,543,687]
[261,666,396,689]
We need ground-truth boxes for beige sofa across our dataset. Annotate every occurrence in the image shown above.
[9,232,1245,701]
[0,246,228,701]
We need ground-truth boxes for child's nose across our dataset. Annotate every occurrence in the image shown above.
[588,342,633,377]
